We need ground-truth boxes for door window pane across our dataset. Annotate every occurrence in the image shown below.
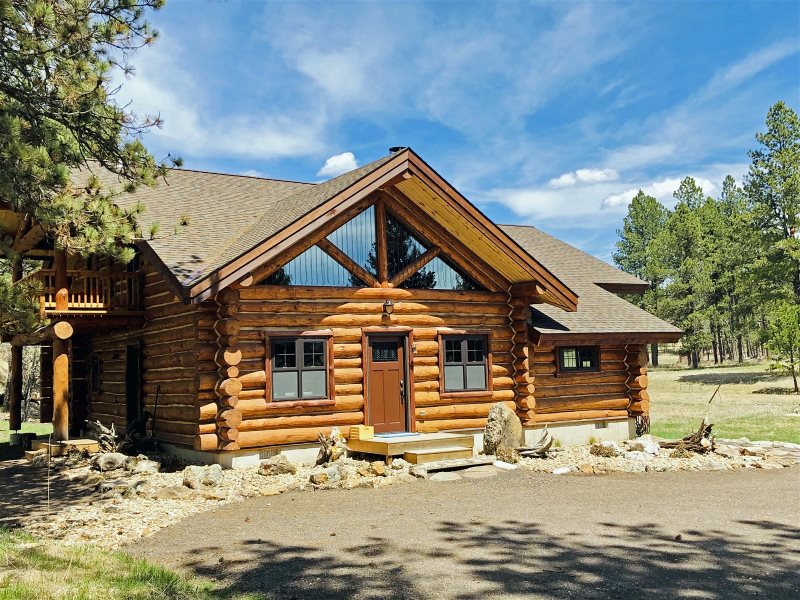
[273,371,298,399]
[372,342,397,362]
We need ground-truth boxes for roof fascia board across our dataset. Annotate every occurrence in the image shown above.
[404,150,578,312]
[188,157,411,303]
[533,331,683,345]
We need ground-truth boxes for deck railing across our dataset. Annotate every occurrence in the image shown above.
[35,269,143,312]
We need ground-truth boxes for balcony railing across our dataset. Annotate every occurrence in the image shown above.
[35,269,143,313]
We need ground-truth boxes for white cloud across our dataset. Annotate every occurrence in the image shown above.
[549,168,619,187]
[317,152,359,178]
[115,29,328,160]
[240,169,265,178]
[702,38,799,97]
[600,176,717,209]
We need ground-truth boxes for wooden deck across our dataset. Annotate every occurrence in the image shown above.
[347,432,475,464]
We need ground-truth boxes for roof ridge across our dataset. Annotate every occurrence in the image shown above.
[182,152,396,286]
[174,167,314,186]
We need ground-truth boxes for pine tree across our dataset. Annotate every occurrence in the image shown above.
[745,101,800,302]
[0,0,175,333]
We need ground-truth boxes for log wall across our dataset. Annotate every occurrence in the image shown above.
[219,285,520,449]
[527,342,648,425]
[86,261,201,447]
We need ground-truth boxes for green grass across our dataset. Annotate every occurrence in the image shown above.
[0,529,213,600]
[649,360,800,444]
[0,418,52,444]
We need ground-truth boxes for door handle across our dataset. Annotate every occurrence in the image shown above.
[400,380,405,404]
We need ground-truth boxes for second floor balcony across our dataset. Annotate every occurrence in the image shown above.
[34,269,144,315]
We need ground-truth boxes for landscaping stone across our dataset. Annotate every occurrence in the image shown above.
[590,441,621,458]
[182,464,223,489]
[310,472,329,485]
[492,460,518,470]
[624,451,649,461]
[369,461,387,476]
[391,458,410,470]
[130,459,160,475]
[483,402,523,455]
[430,471,462,482]
[258,455,296,476]
[552,467,572,475]
[95,452,126,471]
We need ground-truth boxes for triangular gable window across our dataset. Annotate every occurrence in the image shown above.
[260,199,485,291]
[326,205,377,281]
[262,245,362,287]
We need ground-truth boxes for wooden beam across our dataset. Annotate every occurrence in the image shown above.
[52,336,69,441]
[54,249,68,311]
[375,197,388,285]
[10,321,73,347]
[509,281,547,299]
[8,258,22,431]
[316,238,379,288]
[390,246,441,287]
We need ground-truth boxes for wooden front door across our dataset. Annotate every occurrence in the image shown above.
[367,336,407,433]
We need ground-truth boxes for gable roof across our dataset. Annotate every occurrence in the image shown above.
[85,149,579,309]
[501,224,682,343]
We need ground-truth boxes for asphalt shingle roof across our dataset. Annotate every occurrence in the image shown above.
[501,224,681,338]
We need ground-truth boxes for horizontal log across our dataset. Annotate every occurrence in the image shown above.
[412,341,438,357]
[194,433,218,451]
[143,379,194,395]
[237,313,509,329]
[535,383,629,399]
[143,338,197,358]
[534,397,630,414]
[215,288,240,305]
[238,300,508,316]
[415,418,487,433]
[214,318,240,337]
[240,285,508,303]
[238,426,352,448]
[334,357,361,369]
[238,411,363,432]
[334,368,363,384]
[199,401,217,421]
[413,365,439,382]
[235,395,364,419]
[143,366,196,383]
[534,370,628,387]
[333,343,362,358]
[218,427,240,442]
[10,321,73,345]
[414,389,515,407]
[416,401,514,420]
[627,374,648,389]
[145,351,197,370]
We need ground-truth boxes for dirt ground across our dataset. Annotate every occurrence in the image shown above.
[131,467,800,600]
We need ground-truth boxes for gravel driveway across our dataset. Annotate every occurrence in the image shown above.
[131,467,800,599]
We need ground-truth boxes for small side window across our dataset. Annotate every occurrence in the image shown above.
[559,346,599,372]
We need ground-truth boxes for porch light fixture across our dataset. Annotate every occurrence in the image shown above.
[383,299,394,315]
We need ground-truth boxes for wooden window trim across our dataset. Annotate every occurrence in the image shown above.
[556,345,600,375]
[264,331,335,407]
[437,330,493,398]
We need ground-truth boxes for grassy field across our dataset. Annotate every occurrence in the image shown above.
[0,529,214,600]
[0,417,51,445]
[649,359,800,444]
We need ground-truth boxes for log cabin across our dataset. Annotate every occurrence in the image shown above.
[2,147,681,466]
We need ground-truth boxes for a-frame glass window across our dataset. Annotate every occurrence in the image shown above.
[262,246,360,287]
[259,199,485,290]
[326,205,377,281]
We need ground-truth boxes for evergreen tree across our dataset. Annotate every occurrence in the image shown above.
[0,0,175,333]
[745,101,800,301]
[613,190,669,364]
[766,301,800,393]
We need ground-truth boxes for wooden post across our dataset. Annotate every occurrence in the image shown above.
[375,197,388,286]
[54,249,68,311]
[49,321,73,442]
[8,257,23,431]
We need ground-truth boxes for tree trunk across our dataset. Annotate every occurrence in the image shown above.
[711,329,719,364]
[650,343,659,367]
[790,346,798,393]
[691,351,699,369]
[737,334,744,364]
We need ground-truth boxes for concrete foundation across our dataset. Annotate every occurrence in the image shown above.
[159,418,638,469]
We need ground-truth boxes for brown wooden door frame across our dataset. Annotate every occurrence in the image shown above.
[365,333,410,433]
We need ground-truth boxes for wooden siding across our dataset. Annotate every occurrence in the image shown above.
[193,285,521,450]
[529,342,648,423]
[86,261,200,447]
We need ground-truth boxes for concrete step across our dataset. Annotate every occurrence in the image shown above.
[403,446,474,464]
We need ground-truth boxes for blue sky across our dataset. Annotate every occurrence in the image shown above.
[121,0,800,262]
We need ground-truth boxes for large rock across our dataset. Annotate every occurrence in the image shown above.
[95,452,127,471]
[258,455,296,476]
[182,464,223,489]
[483,402,523,456]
